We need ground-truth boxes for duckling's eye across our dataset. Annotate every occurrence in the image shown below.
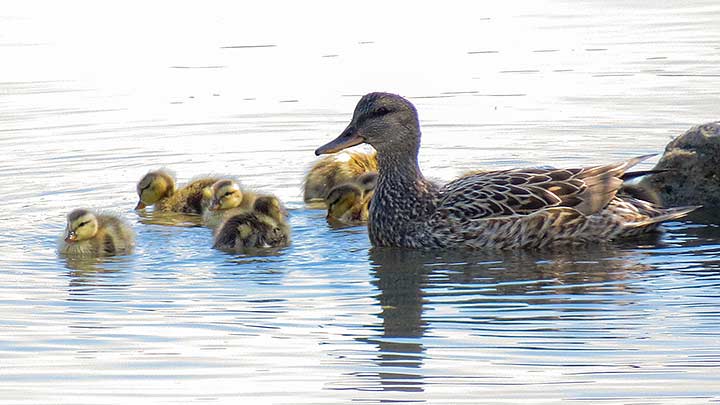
[78,221,90,228]
[224,191,234,198]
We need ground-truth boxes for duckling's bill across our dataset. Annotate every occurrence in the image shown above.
[64,231,78,243]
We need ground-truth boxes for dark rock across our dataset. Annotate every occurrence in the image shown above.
[641,122,720,207]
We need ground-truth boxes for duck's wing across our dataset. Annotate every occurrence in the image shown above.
[435,155,655,220]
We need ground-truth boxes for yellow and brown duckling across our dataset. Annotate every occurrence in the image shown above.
[356,172,379,195]
[325,182,369,226]
[213,196,290,252]
[303,150,378,203]
[325,172,377,226]
[135,169,218,214]
[202,179,258,228]
[59,209,134,257]
[315,92,698,249]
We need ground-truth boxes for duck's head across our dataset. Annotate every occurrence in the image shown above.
[254,196,287,221]
[315,92,420,156]
[326,183,363,219]
[208,179,243,211]
[135,170,176,209]
[356,172,379,194]
[64,209,99,243]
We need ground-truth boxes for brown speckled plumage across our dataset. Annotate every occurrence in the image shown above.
[315,92,698,249]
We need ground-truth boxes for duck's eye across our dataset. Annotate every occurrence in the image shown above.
[224,191,234,198]
[78,221,89,228]
[373,106,390,116]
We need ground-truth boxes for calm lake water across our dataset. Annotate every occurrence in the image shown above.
[2,1,720,403]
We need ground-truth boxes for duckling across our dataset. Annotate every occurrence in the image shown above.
[325,182,369,226]
[135,169,218,214]
[213,196,290,251]
[303,150,378,203]
[59,209,134,257]
[202,179,258,228]
[356,172,379,194]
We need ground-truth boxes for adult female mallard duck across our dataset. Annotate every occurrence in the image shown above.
[59,209,135,256]
[135,169,218,214]
[315,92,698,249]
[303,150,377,203]
[202,179,258,228]
[213,196,290,251]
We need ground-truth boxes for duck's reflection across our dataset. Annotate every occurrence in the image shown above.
[363,244,655,393]
[62,256,129,293]
[365,248,429,392]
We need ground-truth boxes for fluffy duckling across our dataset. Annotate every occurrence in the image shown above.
[356,172,379,194]
[202,179,258,228]
[135,169,218,214]
[59,209,134,257]
[213,196,290,252]
[303,150,377,203]
[325,182,369,226]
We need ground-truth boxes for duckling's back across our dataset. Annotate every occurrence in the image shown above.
[95,215,135,255]
[158,178,219,214]
[213,212,289,251]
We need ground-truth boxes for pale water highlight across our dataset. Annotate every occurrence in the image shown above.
[2,1,720,403]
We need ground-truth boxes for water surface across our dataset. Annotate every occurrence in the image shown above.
[2,1,720,404]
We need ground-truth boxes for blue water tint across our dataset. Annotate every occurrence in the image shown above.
[2,1,720,404]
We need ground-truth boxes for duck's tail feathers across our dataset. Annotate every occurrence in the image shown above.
[621,168,672,181]
[621,153,657,172]
[626,205,700,229]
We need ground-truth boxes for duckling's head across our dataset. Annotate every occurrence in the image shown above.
[208,179,243,211]
[136,170,176,209]
[254,196,286,221]
[356,172,379,194]
[326,183,363,219]
[315,92,419,156]
[64,209,99,243]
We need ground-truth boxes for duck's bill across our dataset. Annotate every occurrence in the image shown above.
[64,233,77,243]
[134,200,146,210]
[315,126,363,155]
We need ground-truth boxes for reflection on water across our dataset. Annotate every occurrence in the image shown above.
[2,1,720,403]
[354,246,654,395]
[336,238,720,402]
[135,210,205,228]
[367,249,429,393]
